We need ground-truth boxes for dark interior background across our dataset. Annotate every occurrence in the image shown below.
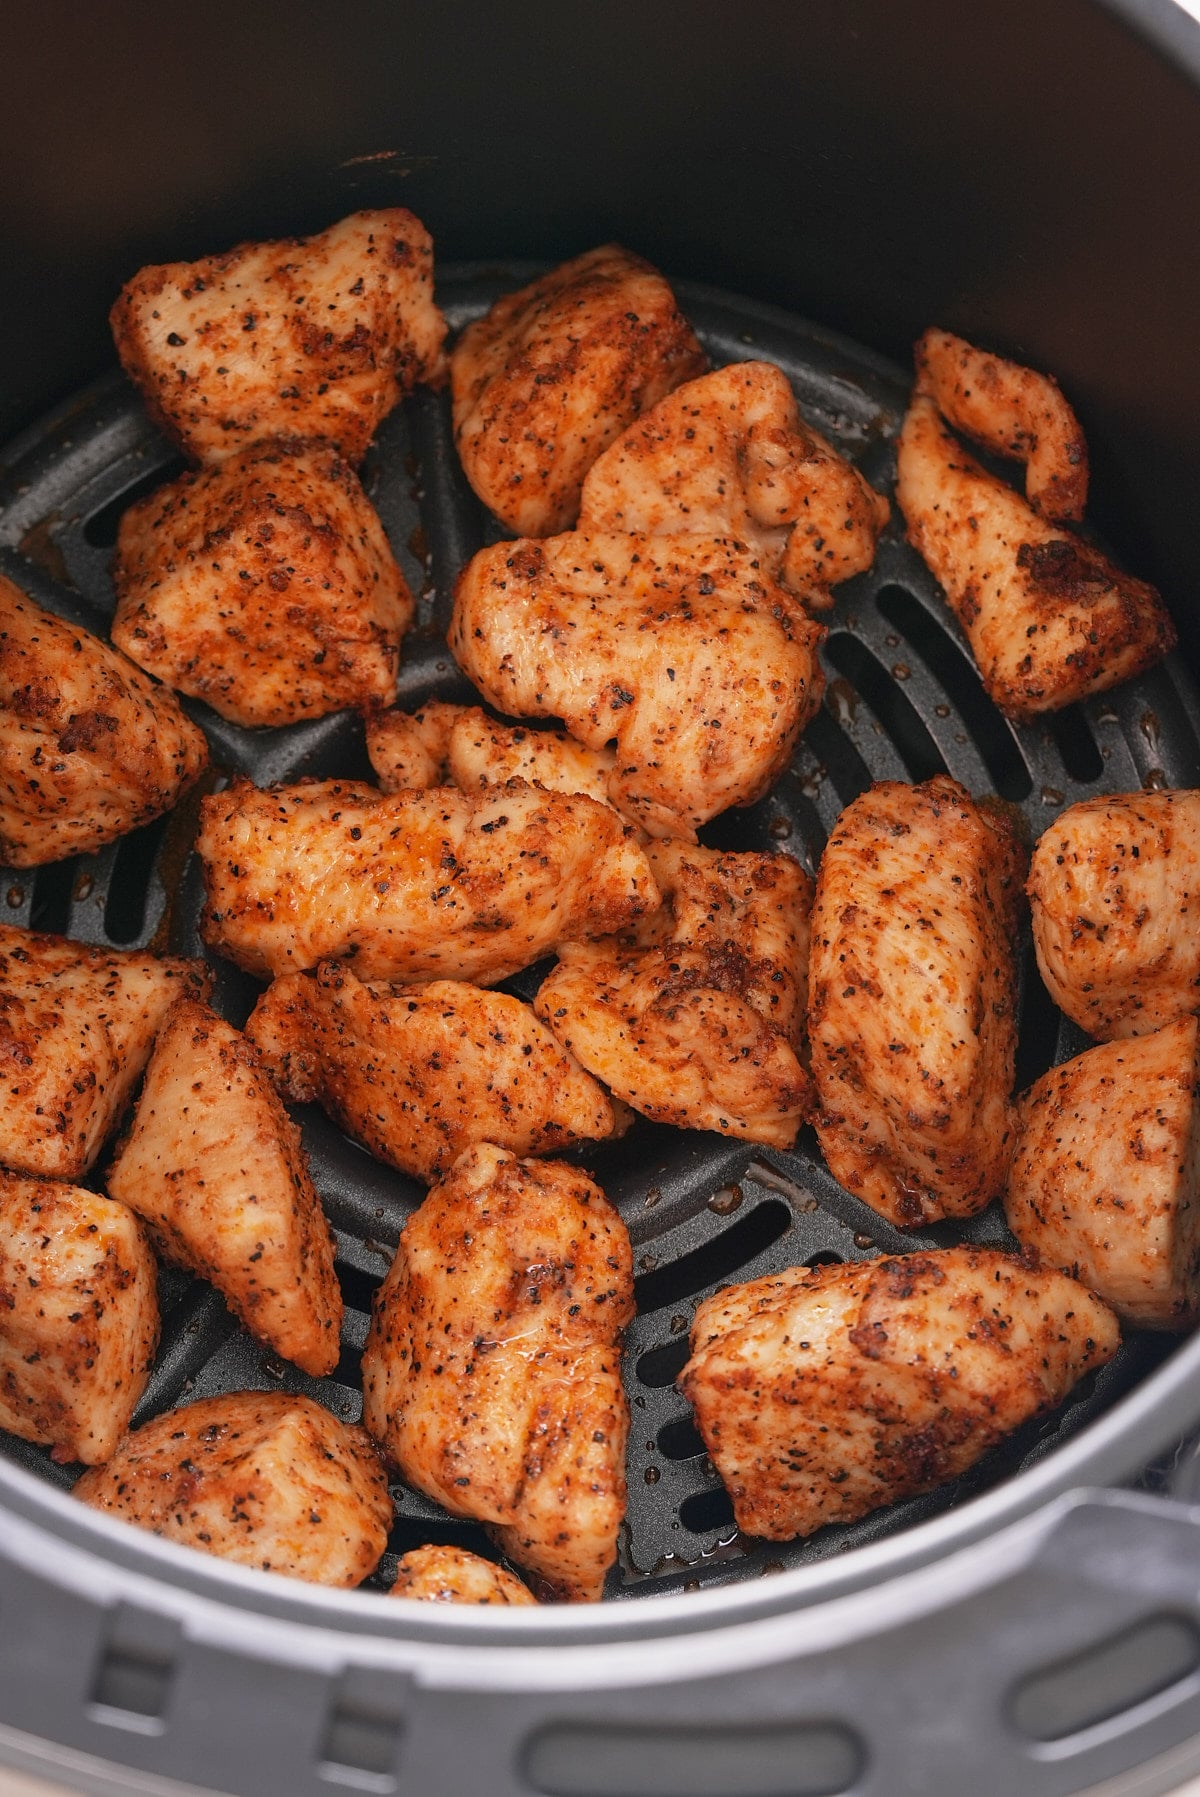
[5,0,1200,666]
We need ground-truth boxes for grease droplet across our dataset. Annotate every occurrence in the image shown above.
[670,1313,689,1336]
[934,703,950,719]
[72,872,93,901]
[644,1465,661,1485]
[6,887,24,908]
[853,1232,874,1250]
[708,1183,744,1216]
[1144,766,1169,792]
[1040,785,1064,807]
[769,815,793,840]
[892,662,911,681]
[643,1186,662,1209]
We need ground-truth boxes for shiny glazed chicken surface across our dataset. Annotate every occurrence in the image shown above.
[75,1393,392,1585]
[680,1246,1119,1540]
[110,208,447,465]
[361,1144,634,1602]
[451,244,707,535]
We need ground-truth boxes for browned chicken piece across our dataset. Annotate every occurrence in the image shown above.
[0,925,211,1180]
[110,209,446,466]
[1005,1017,1200,1331]
[388,1544,538,1605]
[809,777,1025,1226]
[578,361,889,608]
[198,776,659,985]
[450,533,825,840]
[1028,790,1200,1039]
[450,245,708,535]
[75,1393,392,1585]
[0,573,208,867]
[361,1144,633,1602]
[536,842,813,1147]
[896,393,1175,718]
[679,1245,1119,1541]
[915,327,1088,524]
[107,1000,342,1376]
[246,963,616,1182]
[367,701,619,812]
[0,1172,158,1465]
[112,441,412,727]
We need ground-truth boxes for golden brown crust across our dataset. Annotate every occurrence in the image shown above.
[808,777,1025,1225]
[110,209,446,465]
[388,1544,538,1605]
[112,440,412,726]
[451,245,707,535]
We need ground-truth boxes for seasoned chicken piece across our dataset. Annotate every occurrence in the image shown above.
[247,964,615,1182]
[896,394,1175,718]
[1005,1017,1200,1331]
[75,1393,392,1585]
[110,209,446,465]
[367,702,618,812]
[362,1144,633,1602]
[0,573,208,866]
[0,1172,158,1465]
[451,245,707,535]
[680,1246,1119,1540]
[107,1000,342,1376]
[809,777,1024,1226]
[450,533,825,840]
[0,925,211,1179]
[1028,790,1200,1039]
[579,361,889,608]
[914,328,1088,524]
[198,776,659,985]
[536,843,813,1146]
[388,1545,537,1605]
[112,440,412,727]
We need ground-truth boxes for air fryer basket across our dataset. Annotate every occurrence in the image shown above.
[5,2,1200,1794]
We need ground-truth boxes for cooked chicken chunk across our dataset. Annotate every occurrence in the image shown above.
[110,209,446,465]
[536,843,813,1146]
[896,393,1175,718]
[578,361,889,608]
[450,533,825,840]
[198,777,659,984]
[451,245,707,535]
[388,1545,538,1605]
[0,573,208,867]
[1028,790,1200,1039]
[75,1393,392,1585]
[1005,1017,1200,1331]
[247,964,616,1182]
[680,1246,1119,1540]
[808,777,1024,1226]
[366,702,618,812]
[362,1144,633,1602]
[0,1172,158,1465]
[112,440,412,727]
[0,925,211,1180]
[914,328,1089,524]
[107,1000,342,1376]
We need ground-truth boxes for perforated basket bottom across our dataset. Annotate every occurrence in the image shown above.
[0,269,1197,1602]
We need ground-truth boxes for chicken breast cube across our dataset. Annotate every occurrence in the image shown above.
[1005,1018,1200,1330]
[75,1393,392,1585]
[361,1144,633,1602]
[0,925,211,1180]
[246,964,616,1182]
[679,1246,1119,1541]
[112,441,412,727]
[579,361,889,608]
[0,573,208,867]
[198,777,659,985]
[896,394,1174,718]
[110,209,447,466]
[107,1000,342,1377]
[535,843,813,1147]
[1028,790,1200,1039]
[914,328,1089,524]
[451,245,707,535]
[809,777,1024,1226]
[366,701,618,812]
[388,1545,537,1605]
[0,1172,158,1465]
[450,533,825,841]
